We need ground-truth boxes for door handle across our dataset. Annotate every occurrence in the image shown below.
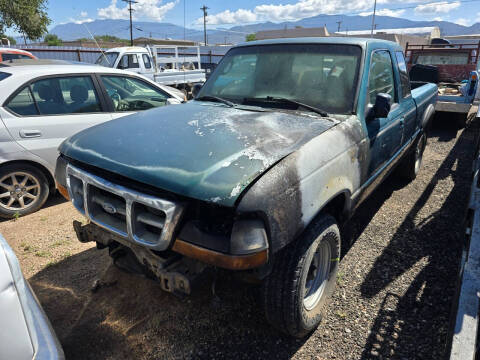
[399,118,405,127]
[19,130,42,138]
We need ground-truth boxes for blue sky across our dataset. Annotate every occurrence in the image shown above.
[11,0,480,34]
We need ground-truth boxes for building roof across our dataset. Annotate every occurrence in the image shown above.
[337,26,439,36]
[256,26,329,40]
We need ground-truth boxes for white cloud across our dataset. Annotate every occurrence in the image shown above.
[359,8,406,17]
[197,0,374,25]
[98,0,178,22]
[454,18,473,26]
[433,17,443,21]
[414,1,460,14]
[68,11,93,24]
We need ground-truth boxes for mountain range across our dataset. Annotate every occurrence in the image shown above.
[49,14,480,45]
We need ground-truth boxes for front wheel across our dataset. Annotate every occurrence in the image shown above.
[261,215,340,337]
[0,164,49,218]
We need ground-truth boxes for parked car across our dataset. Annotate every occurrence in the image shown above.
[0,48,36,61]
[0,233,64,359]
[0,60,184,218]
[56,38,437,337]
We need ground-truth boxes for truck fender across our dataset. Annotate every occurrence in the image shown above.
[421,103,435,130]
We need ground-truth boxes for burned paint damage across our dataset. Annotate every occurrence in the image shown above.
[59,101,336,208]
[237,115,366,252]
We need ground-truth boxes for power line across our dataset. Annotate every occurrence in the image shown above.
[122,0,138,46]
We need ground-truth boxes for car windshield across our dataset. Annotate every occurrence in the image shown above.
[95,52,119,67]
[413,52,470,65]
[197,44,362,114]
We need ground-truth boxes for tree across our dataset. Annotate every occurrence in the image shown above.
[0,0,50,40]
[44,34,62,46]
[245,33,256,42]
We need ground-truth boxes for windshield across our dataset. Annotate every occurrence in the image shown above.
[95,52,119,67]
[413,52,470,65]
[198,44,362,114]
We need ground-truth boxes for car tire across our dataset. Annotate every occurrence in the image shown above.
[0,164,50,219]
[398,132,427,181]
[261,215,340,338]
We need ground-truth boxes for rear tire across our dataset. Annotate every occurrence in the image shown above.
[261,215,340,337]
[0,164,49,218]
[398,132,427,181]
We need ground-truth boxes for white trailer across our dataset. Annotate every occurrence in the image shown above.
[95,45,206,95]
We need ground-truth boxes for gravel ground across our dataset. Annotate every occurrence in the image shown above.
[0,115,477,360]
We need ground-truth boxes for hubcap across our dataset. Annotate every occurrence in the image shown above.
[414,136,426,174]
[303,240,332,311]
[0,172,40,211]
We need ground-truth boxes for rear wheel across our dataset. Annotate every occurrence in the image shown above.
[398,132,427,181]
[261,215,340,337]
[0,164,49,218]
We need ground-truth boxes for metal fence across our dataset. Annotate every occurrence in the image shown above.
[6,44,229,67]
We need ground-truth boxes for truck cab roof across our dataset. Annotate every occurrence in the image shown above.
[106,47,149,54]
[234,36,403,51]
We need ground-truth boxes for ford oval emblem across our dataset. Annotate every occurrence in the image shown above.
[103,202,117,214]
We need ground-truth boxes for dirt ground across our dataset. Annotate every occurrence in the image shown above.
[0,115,477,359]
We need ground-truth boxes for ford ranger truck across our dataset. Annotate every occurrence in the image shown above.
[55,38,437,338]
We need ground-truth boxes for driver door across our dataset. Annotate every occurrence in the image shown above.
[98,75,171,120]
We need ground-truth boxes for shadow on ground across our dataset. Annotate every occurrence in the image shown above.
[357,118,478,359]
[29,117,476,359]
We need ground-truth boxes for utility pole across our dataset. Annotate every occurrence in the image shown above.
[200,5,209,46]
[336,20,342,33]
[123,0,137,46]
[371,0,377,37]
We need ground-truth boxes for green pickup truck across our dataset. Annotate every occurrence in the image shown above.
[55,38,437,337]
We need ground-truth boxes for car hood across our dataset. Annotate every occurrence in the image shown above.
[59,101,337,207]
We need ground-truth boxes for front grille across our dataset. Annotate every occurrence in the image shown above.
[66,164,184,251]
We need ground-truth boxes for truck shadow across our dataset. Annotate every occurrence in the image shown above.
[30,247,307,359]
[356,118,478,358]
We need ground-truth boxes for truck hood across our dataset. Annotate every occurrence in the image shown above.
[59,101,336,207]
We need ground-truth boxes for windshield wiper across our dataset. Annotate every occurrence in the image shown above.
[243,96,328,117]
[196,95,235,107]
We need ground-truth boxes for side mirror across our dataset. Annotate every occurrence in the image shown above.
[192,83,203,98]
[373,93,392,118]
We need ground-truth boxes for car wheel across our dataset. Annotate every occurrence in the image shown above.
[0,164,50,218]
[261,215,340,337]
[398,132,427,181]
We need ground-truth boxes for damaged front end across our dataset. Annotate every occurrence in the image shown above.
[57,157,269,295]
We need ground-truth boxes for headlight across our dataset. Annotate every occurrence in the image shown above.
[230,219,269,255]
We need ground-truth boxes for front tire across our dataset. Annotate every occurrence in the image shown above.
[261,215,340,337]
[0,164,49,218]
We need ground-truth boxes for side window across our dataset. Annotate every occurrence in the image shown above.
[5,87,39,116]
[395,51,411,98]
[30,76,101,115]
[142,54,152,69]
[117,54,139,69]
[368,50,396,105]
[101,75,169,112]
